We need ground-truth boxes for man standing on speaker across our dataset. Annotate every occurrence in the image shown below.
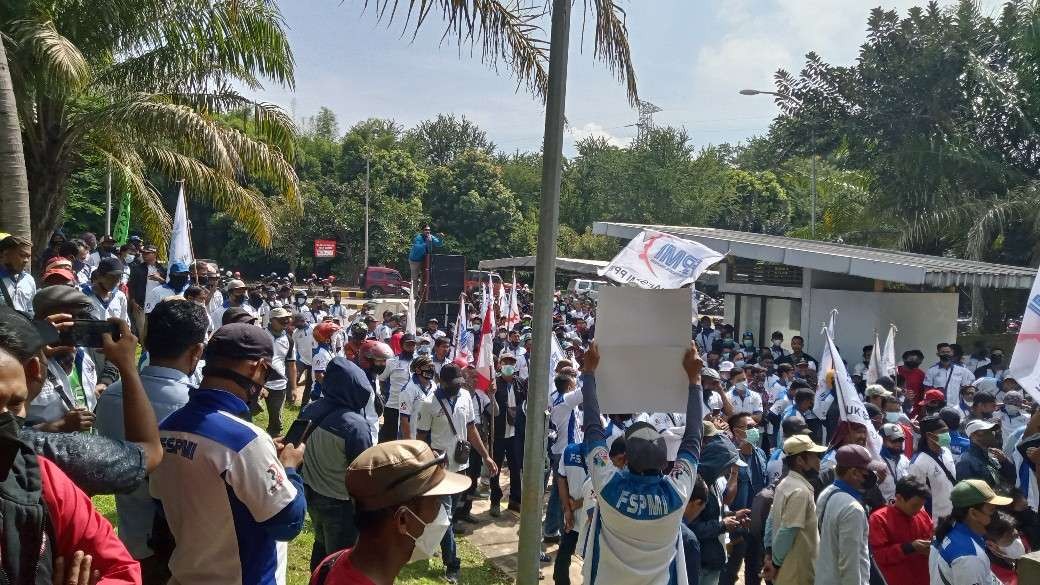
[408,225,444,292]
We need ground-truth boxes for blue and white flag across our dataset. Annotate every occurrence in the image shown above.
[167,183,193,266]
[598,228,723,289]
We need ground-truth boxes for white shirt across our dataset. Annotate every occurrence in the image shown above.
[924,363,976,397]
[378,355,413,409]
[265,329,294,392]
[303,309,326,325]
[144,264,162,298]
[415,389,477,472]
[397,377,434,439]
[82,285,129,323]
[0,269,36,316]
[726,386,763,415]
[374,323,393,343]
[582,437,698,585]
[997,408,1028,437]
[145,283,185,314]
[292,325,314,367]
[550,390,585,455]
[929,523,1002,585]
[909,447,957,526]
[878,452,911,504]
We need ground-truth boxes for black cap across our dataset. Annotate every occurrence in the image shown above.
[865,402,883,419]
[439,364,465,385]
[0,307,59,360]
[95,257,125,275]
[205,323,283,381]
[400,333,417,344]
[781,414,810,437]
[919,415,946,434]
[876,375,896,391]
[32,286,93,318]
[221,308,257,326]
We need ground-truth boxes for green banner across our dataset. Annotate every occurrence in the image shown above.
[114,191,131,245]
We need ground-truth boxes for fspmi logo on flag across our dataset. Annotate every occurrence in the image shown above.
[1028,294,1040,317]
[598,229,724,289]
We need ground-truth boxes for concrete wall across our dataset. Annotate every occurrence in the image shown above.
[804,289,958,360]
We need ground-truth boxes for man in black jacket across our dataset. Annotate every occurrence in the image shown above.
[128,244,165,339]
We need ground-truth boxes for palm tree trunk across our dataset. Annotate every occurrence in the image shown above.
[0,39,30,239]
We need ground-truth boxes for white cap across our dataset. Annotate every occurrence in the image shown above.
[964,419,998,437]
[719,361,735,373]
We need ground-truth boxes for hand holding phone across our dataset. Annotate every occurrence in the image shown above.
[58,320,121,349]
[283,419,313,448]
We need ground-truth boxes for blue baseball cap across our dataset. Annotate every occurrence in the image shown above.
[169,260,189,273]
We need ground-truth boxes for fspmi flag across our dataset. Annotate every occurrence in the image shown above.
[598,229,723,289]
[821,325,882,456]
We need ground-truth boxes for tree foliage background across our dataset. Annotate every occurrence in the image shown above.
[60,0,1040,327]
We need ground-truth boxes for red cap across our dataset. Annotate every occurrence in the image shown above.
[922,389,945,403]
[42,267,75,284]
[452,356,470,369]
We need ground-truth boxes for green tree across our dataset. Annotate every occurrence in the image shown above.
[425,151,526,264]
[407,114,496,167]
[3,0,300,251]
[712,169,790,235]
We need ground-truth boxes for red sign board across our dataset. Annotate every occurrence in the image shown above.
[314,239,337,258]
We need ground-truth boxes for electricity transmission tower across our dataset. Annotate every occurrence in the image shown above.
[635,100,662,141]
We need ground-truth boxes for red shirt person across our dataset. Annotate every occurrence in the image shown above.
[869,475,933,585]
[898,350,926,415]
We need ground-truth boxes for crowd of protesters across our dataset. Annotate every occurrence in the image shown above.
[1,228,1038,585]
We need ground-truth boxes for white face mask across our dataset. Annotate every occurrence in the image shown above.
[734,381,748,392]
[404,505,450,563]
[885,412,902,423]
[1006,405,1021,417]
[999,536,1026,560]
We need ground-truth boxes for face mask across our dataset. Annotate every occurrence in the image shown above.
[734,381,748,392]
[936,432,952,448]
[998,537,1026,560]
[418,346,431,356]
[743,340,754,348]
[963,399,974,408]
[371,364,386,375]
[905,359,920,368]
[885,412,902,423]
[123,254,136,264]
[745,427,761,447]
[400,351,414,360]
[404,505,451,563]
[1006,405,1021,417]
[168,273,189,290]
[990,355,1003,365]
[772,340,781,347]
[734,360,746,368]
[501,365,516,377]
[498,333,507,339]
[980,410,993,420]
[939,355,951,363]
[801,468,820,482]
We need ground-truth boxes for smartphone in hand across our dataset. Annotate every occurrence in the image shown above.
[58,320,121,349]
[283,419,313,448]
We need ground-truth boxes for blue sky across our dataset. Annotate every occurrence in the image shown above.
[251,0,1004,155]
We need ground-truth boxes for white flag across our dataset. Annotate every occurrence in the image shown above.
[598,229,723,289]
[497,278,508,324]
[451,293,471,362]
[550,333,566,377]
[880,325,898,379]
[1010,271,1040,405]
[168,183,193,266]
[507,272,521,329]
[822,326,882,455]
[865,332,882,385]
[405,283,416,335]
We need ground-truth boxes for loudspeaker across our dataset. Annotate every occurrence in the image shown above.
[420,301,460,328]
[428,254,465,302]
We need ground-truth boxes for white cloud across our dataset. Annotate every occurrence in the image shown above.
[567,123,630,148]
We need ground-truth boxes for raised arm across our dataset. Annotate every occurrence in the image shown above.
[580,344,605,446]
[102,319,163,473]
[679,344,705,463]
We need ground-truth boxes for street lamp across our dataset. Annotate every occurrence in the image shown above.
[740,88,817,239]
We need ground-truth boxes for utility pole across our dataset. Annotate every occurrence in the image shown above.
[516,0,569,582]
[364,156,370,269]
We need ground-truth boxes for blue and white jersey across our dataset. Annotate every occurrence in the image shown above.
[928,522,1001,585]
[582,437,699,585]
[150,389,306,585]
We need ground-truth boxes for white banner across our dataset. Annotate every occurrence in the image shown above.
[821,325,882,455]
[866,332,882,385]
[880,324,898,380]
[1010,271,1040,405]
[598,229,724,289]
[168,183,193,266]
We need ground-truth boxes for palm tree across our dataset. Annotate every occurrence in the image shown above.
[0,36,30,238]
[3,0,299,251]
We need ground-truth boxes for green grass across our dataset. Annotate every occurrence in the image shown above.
[92,401,512,585]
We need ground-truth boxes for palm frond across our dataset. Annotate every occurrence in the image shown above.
[365,0,550,99]
[139,146,277,246]
[585,0,638,105]
[217,125,300,208]
[8,19,89,89]
[97,145,173,254]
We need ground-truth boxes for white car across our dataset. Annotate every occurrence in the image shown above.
[566,278,609,299]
